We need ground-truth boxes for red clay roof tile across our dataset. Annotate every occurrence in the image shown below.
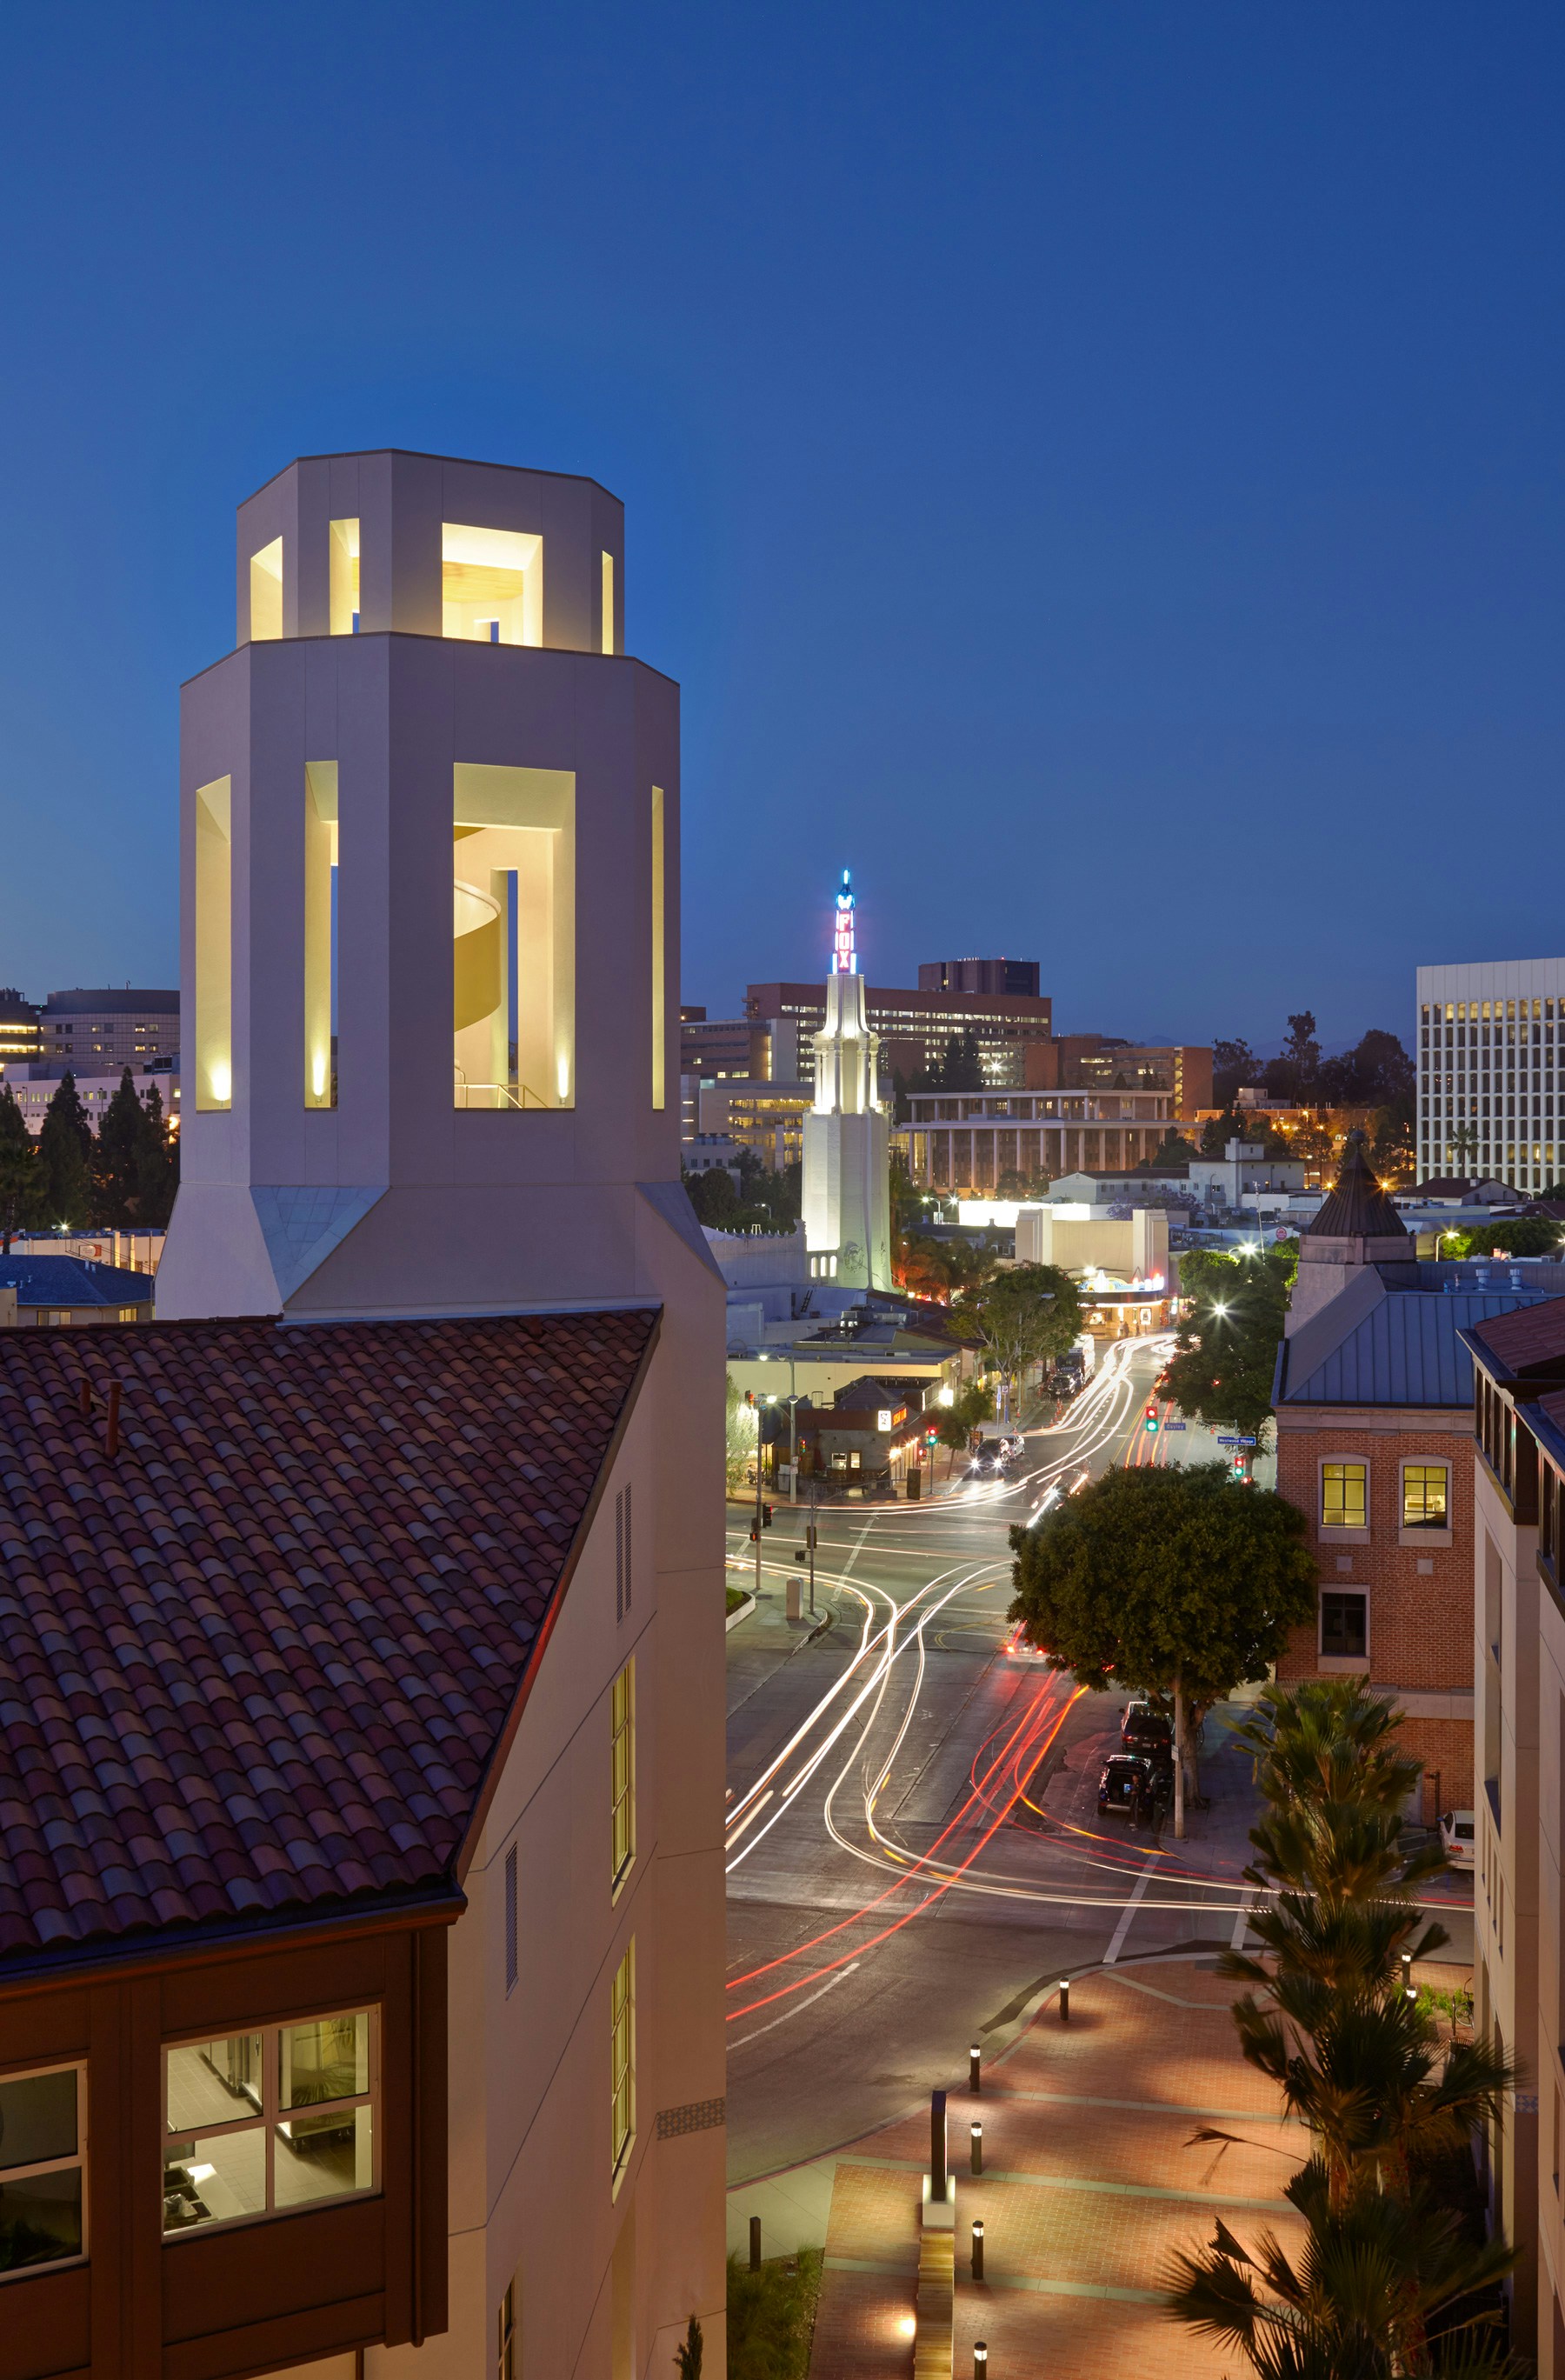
[0,1308,654,1968]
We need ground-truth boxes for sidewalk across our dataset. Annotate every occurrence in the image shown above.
[801,1950,1470,2377]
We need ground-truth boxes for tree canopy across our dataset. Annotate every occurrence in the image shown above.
[1162,1243,1295,1442]
[1009,1460,1316,1709]
[37,1073,93,1228]
[1442,1215,1565,1261]
[0,1085,40,1247]
[954,1262,1082,1389]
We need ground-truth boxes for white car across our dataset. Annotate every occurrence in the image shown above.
[1439,1810,1475,1870]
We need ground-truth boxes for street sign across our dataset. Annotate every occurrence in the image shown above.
[1163,1421,1187,1431]
[1217,1434,1258,1447]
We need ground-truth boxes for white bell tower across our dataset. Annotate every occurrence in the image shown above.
[801,870,892,1290]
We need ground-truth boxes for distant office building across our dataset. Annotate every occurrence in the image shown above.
[748,977,1052,1091]
[1039,1035,1213,1121]
[902,1085,1174,1192]
[918,957,1040,997]
[681,1131,743,1184]
[0,990,41,1072]
[6,1066,180,1137]
[693,1077,810,1170]
[1417,957,1565,1194]
[679,1010,796,1082]
[43,987,180,1070]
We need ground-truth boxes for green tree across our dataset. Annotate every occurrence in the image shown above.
[674,2314,703,2378]
[1009,1461,1315,1836]
[1457,1216,1564,1260]
[37,1072,93,1228]
[955,1263,1082,1407]
[0,1084,40,1250]
[1162,1244,1294,1445]
[92,1069,151,1226]
[1212,1037,1259,1108]
[1149,1130,1199,1166]
[725,1376,757,1495]
[1266,1012,1322,1104]
[1200,1106,1242,1155]
[1165,2155,1524,2378]
[935,1379,994,1471]
[136,1081,179,1228]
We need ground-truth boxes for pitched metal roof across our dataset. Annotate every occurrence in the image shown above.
[0,1308,655,1970]
[0,1256,155,1307]
[1279,1285,1549,1407]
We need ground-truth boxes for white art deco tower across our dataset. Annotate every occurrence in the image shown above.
[802,870,892,1289]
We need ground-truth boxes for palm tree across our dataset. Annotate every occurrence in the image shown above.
[1236,1678,1425,1816]
[1165,2155,1524,2378]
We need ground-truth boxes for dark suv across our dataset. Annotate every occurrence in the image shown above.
[1122,1700,1173,1762]
[1098,1753,1157,1822]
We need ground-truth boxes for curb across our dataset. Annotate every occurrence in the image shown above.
[725,1593,757,1633]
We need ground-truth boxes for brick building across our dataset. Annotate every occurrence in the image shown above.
[1271,1133,1551,1812]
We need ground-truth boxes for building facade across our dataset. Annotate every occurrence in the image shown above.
[41,988,180,1070]
[0,990,42,1072]
[0,450,727,2380]
[902,1089,1174,1192]
[1033,1036,1213,1120]
[916,958,1040,997]
[747,978,1053,1091]
[5,1066,179,1137]
[1461,1300,1565,2363]
[1417,956,1565,1195]
[1270,1137,1552,1820]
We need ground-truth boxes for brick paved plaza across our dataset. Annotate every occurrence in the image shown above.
[806,1955,1309,2379]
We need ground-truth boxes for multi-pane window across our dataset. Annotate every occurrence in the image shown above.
[1321,1590,1369,1661]
[610,1941,636,2187]
[497,2276,517,2378]
[1403,1463,1449,1529]
[1321,1462,1367,1530]
[0,2063,85,2276]
[612,1659,636,1893]
[163,2011,376,2235]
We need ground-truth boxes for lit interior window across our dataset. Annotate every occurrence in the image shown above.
[304,763,338,1108]
[610,1941,636,2186]
[329,518,360,636]
[163,2013,376,2235]
[612,1657,636,1890]
[452,765,575,1110]
[195,777,232,1110]
[442,523,543,645]
[602,550,615,656]
[250,538,283,640]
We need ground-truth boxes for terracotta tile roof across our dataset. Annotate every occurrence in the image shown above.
[1466,1295,1565,1377]
[0,1309,655,1970]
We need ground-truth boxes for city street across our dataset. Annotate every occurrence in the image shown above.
[723,1336,1475,2227]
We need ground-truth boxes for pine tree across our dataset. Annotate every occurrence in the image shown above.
[92,1069,148,1227]
[137,1081,178,1228]
[37,1072,93,1228]
[0,1083,40,1250]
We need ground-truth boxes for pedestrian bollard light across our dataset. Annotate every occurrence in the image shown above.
[974,2344,989,2377]
[969,2040,982,2094]
[749,2215,761,2273]
[1058,1977,1070,2022]
[1402,1950,1413,1987]
[971,2219,985,2281]
[970,2120,983,2174]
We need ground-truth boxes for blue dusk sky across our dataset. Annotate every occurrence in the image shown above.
[0,5,1561,1050]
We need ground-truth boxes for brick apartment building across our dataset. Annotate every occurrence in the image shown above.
[1270,1133,1552,1811]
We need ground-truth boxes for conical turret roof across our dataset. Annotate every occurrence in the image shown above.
[1306,1129,1409,1243]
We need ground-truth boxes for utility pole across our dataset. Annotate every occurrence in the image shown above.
[754,1397,766,1600]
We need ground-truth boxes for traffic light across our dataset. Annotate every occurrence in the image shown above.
[1232,1455,1246,1477]
[762,1503,774,1529]
[748,1523,759,1543]
[1143,1403,1159,1435]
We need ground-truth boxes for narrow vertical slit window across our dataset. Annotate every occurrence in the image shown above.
[611,1658,636,1894]
[503,1844,518,1993]
[250,538,283,640]
[304,763,338,1108]
[195,777,233,1110]
[602,550,615,655]
[329,520,360,635]
[452,765,575,1110]
[650,787,665,1110]
[610,1939,636,2187]
[497,2278,517,2379]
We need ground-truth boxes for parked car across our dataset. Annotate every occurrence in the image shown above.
[1097,1752,1158,1822]
[1121,1699,1173,1761]
[1439,1809,1475,1870]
